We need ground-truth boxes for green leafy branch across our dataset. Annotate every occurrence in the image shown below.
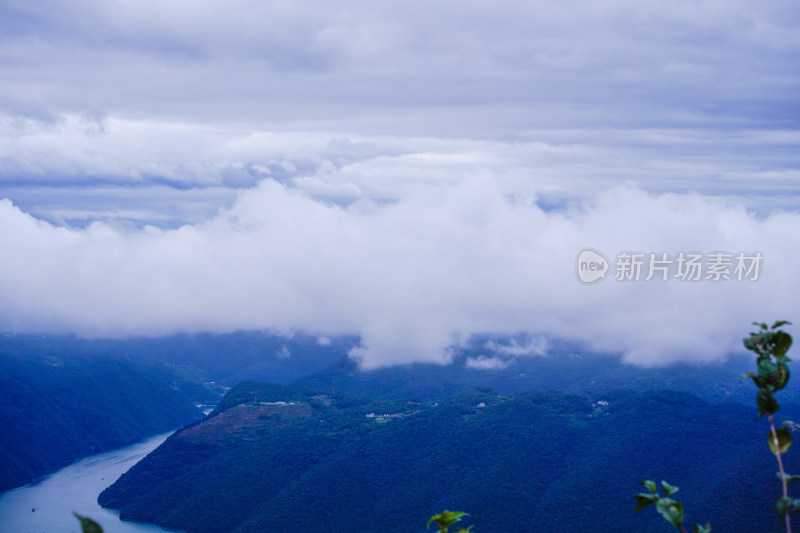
[635,480,710,533]
[742,320,792,419]
[743,320,800,531]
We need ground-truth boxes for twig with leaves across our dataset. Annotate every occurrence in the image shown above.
[742,320,800,531]
[635,480,710,533]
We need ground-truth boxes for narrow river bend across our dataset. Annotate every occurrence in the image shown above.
[0,432,175,533]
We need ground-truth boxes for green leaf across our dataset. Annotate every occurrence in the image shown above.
[656,498,684,528]
[693,523,712,533]
[777,364,791,391]
[642,480,657,494]
[782,473,800,485]
[740,371,763,387]
[772,320,792,329]
[758,361,790,391]
[73,513,104,533]
[662,480,679,497]
[758,359,778,378]
[773,331,793,358]
[743,336,762,354]
[777,496,793,518]
[757,389,780,417]
[441,511,468,526]
[634,493,658,512]
[768,428,793,454]
[428,511,469,531]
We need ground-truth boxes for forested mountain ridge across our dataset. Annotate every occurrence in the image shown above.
[100,381,798,532]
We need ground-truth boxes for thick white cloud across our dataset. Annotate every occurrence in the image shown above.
[0,182,797,369]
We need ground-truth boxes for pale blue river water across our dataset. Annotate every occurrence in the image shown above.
[0,432,176,533]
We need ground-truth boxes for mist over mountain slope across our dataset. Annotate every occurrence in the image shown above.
[0,332,355,386]
[292,348,788,407]
[5,331,777,407]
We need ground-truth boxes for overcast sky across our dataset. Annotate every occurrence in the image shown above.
[0,0,798,368]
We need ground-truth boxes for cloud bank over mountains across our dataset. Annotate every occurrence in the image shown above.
[1,181,797,368]
[0,1,798,367]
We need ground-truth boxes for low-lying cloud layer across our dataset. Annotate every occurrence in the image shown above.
[1,181,797,368]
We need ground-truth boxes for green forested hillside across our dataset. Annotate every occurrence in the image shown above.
[0,351,204,492]
[100,382,797,532]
